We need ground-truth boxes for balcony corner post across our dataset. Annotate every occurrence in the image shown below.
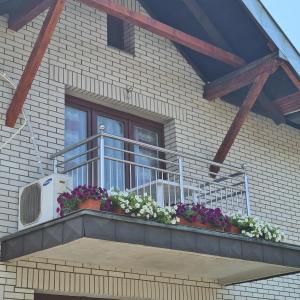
[243,164,251,216]
[99,125,105,188]
[179,156,184,203]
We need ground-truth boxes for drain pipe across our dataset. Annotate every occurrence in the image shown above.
[0,72,45,177]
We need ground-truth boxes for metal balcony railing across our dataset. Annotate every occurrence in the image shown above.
[51,126,251,216]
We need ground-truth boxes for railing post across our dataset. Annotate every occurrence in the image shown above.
[179,156,184,203]
[99,125,105,188]
[243,165,251,216]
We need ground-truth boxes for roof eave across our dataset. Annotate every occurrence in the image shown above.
[241,0,300,78]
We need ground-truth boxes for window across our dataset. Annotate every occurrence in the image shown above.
[107,15,135,54]
[65,97,163,191]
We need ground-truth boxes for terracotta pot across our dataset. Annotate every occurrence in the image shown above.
[194,221,213,230]
[229,225,241,234]
[177,217,192,226]
[113,207,125,215]
[78,199,101,211]
[177,218,212,230]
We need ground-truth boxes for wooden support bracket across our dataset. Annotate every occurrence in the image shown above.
[209,71,273,175]
[5,0,66,128]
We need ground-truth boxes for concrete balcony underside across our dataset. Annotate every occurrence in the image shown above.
[1,211,300,285]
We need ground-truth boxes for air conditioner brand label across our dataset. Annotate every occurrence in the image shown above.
[43,178,53,186]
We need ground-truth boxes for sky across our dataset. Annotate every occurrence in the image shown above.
[261,0,300,52]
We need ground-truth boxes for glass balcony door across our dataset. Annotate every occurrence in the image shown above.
[96,115,125,191]
[132,125,160,188]
[65,97,163,192]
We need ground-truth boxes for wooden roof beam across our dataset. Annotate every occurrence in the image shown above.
[5,0,66,128]
[203,53,279,101]
[280,61,300,91]
[8,0,51,31]
[210,71,274,175]
[274,91,300,115]
[79,0,245,67]
[181,0,232,51]
[180,0,284,125]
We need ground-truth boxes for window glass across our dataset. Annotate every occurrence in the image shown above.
[97,116,125,191]
[133,126,159,187]
[64,106,87,186]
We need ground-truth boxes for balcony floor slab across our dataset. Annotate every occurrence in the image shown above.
[1,211,300,285]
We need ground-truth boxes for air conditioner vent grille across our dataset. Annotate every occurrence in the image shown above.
[20,182,41,225]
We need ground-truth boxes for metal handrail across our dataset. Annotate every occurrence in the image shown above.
[51,131,244,172]
[52,126,251,215]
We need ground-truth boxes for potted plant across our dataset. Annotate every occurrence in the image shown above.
[108,190,127,215]
[57,185,109,216]
[176,203,212,229]
[108,190,177,224]
[229,215,284,242]
[201,207,231,231]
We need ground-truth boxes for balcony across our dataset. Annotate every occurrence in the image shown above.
[2,127,300,286]
[51,125,251,216]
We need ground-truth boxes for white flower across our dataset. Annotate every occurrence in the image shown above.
[135,203,140,209]
[125,209,130,214]
[120,204,125,209]
[171,219,177,225]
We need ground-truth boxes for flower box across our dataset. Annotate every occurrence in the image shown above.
[177,217,212,230]
[226,225,241,234]
[78,199,101,211]
[113,207,125,215]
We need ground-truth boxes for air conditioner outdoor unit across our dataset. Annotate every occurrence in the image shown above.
[18,174,72,231]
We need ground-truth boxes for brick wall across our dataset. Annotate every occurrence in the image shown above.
[0,258,219,300]
[0,0,299,299]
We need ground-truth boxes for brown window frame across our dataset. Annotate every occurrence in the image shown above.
[65,96,165,188]
[66,96,164,144]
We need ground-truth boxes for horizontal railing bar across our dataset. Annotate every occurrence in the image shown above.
[104,155,180,176]
[57,146,98,167]
[183,174,245,191]
[103,133,244,172]
[203,191,245,205]
[50,133,104,159]
[104,145,179,166]
[63,156,99,174]
[51,132,244,172]
[197,183,245,197]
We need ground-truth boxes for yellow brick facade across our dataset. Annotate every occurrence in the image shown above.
[0,0,299,299]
